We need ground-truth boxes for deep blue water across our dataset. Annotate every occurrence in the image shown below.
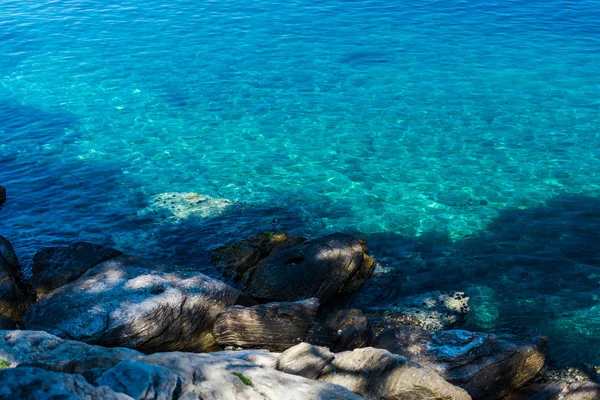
[1,0,600,367]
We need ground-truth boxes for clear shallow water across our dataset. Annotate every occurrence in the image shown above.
[1,0,599,367]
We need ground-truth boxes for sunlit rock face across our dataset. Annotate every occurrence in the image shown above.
[138,192,234,222]
[22,255,251,353]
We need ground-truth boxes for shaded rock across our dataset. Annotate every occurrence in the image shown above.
[213,298,319,351]
[0,315,16,330]
[97,360,180,400]
[212,231,306,280]
[0,366,131,400]
[0,236,30,322]
[505,381,600,400]
[23,256,249,352]
[365,290,470,335]
[318,347,471,400]
[374,326,546,399]
[0,330,143,381]
[0,186,5,205]
[277,342,334,379]
[142,351,364,400]
[307,308,372,352]
[31,242,122,299]
[243,233,375,303]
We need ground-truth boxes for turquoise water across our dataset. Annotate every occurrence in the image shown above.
[1,0,600,367]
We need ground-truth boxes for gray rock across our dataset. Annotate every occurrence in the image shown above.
[505,381,600,400]
[213,298,319,351]
[365,290,470,335]
[0,186,5,205]
[31,242,122,299]
[23,256,249,352]
[97,360,180,400]
[142,351,364,400]
[243,233,375,303]
[212,231,306,280]
[277,342,334,380]
[307,308,372,352]
[374,326,546,399]
[214,349,280,369]
[0,367,131,400]
[0,236,30,322]
[318,347,471,400]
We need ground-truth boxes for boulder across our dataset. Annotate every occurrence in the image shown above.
[307,308,372,352]
[277,342,334,379]
[243,233,375,303]
[504,381,600,400]
[318,347,471,400]
[0,186,5,205]
[375,326,546,399]
[31,242,122,299]
[0,236,30,322]
[213,298,319,351]
[365,290,470,335]
[212,231,305,280]
[0,367,130,400]
[138,192,234,222]
[22,256,251,352]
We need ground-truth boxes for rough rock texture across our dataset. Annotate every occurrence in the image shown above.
[0,186,5,205]
[31,242,122,299]
[0,367,131,400]
[375,326,546,399]
[243,233,375,303]
[319,347,471,400]
[307,308,372,352]
[504,381,600,400]
[213,298,319,351]
[22,256,250,352]
[138,192,234,222]
[212,231,306,280]
[0,236,30,322]
[365,290,470,335]
[141,351,365,400]
[277,342,334,379]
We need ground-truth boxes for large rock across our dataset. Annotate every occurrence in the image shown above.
[375,326,546,399]
[365,290,470,335]
[318,347,471,400]
[0,367,130,400]
[31,242,122,299]
[22,256,252,352]
[0,186,5,205]
[212,231,306,280]
[0,236,30,322]
[213,298,319,351]
[243,233,375,303]
[277,342,334,379]
[307,308,372,352]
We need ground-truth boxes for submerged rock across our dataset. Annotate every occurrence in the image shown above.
[0,236,30,322]
[243,233,375,303]
[212,231,305,281]
[138,192,234,222]
[365,290,470,335]
[374,326,546,399]
[318,347,471,400]
[22,256,251,353]
[213,298,319,351]
[31,242,122,299]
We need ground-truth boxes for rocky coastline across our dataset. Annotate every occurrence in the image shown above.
[0,185,599,399]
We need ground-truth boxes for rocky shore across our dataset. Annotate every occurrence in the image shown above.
[1,187,599,399]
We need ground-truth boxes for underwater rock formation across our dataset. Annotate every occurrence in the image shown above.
[138,192,234,222]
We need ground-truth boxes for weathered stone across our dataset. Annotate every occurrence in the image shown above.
[31,242,122,299]
[213,298,319,351]
[23,256,250,352]
[214,349,280,369]
[243,233,375,303]
[318,347,471,400]
[505,381,600,400]
[0,236,30,322]
[307,308,372,352]
[277,342,334,379]
[0,186,5,205]
[212,231,306,280]
[365,290,470,335]
[0,367,131,400]
[375,326,546,399]
[142,351,364,400]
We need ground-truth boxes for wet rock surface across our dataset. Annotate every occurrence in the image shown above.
[242,233,375,303]
[213,298,320,351]
[375,326,547,399]
[31,242,122,299]
[22,256,249,352]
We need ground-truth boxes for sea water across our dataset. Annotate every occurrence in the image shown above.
[1,0,599,367]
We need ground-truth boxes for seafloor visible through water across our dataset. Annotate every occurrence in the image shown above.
[1,0,599,367]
